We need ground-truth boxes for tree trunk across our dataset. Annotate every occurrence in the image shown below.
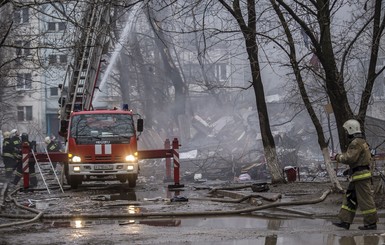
[219,0,285,183]
[271,0,342,190]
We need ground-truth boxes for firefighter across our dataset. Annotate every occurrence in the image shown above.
[12,133,38,187]
[45,136,61,171]
[2,131,17,182]
[332,119,378,230]
[10,129,22,175]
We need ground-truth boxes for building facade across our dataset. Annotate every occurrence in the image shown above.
[1,3,75,142]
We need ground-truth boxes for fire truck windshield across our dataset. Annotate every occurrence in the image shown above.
[70,113,135,139]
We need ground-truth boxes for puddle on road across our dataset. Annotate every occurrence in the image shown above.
[46,216,385,245]
[206,235,385,245]
[37,184,385,244]
[178,217,385,245]
[92,191,137,201]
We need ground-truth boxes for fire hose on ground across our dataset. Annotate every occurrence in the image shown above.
[0,187,44,229]
[0,189,331,228]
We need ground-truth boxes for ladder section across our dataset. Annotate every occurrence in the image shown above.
[31,149,65,194]
[59,2,110,137]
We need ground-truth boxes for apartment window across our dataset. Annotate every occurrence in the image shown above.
[59,54,68,63]
[15,41,31,56]
[13,8,29,24]
[16,73,32,90]
[215,63,227,81]
[48,55,56,64]
[50,87,59,96]
[48,22,66,32]
[206,63,227,81]
[58,22,66,31]
[48,54,68,65]
[48,22,56,31]
[17,106,33,121]
[184,64,201,80]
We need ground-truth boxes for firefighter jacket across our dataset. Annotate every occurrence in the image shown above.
[336,136,372,182]
[2,138,15,159]
[47,141,61,152]
[11,136,22,160]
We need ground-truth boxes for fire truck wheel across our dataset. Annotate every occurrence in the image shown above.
[69,175,83,189]
[117,175,128,183]
[128,174,137,188]
[64,163,70,184]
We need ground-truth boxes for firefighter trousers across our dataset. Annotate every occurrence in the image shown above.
[13,160,38,187]
[338,178,378,225]
[3,157,17,182]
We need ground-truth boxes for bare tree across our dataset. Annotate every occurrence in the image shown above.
[269,0,342,190]
[216,0,285,183]
[274,0,385,150]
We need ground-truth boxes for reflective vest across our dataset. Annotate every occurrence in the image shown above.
[2,138,15,159]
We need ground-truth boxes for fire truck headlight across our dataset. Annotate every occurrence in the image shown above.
[127,165,134,171]
[73,166,81,172]
[125,154,136,162]
[72,156,81,162]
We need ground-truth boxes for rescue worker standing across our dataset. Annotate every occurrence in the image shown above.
[45,136,61,171]
[13,133,38,187]
[2,131,17,182]
[332,119,378,230]
[10,129,22,179]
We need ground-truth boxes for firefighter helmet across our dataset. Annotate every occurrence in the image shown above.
[45,136,51,144]
[21,133,29,142]
[343,119,361,135]
[10,129,17,136]
[3,131,10,139]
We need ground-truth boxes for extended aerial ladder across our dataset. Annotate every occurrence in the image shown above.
[59,3,110,138]
[20,2,184,191]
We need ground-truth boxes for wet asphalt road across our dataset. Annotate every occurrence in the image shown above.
[0,172,384,244]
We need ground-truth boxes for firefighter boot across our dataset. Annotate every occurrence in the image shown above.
[12,173,22,186]
[358,223,377,230]
[30,175,38,188]
[332,221,350,230]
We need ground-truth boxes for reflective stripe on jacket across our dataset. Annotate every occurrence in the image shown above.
[351,171,372,181]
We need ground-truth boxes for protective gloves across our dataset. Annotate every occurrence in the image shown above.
[335,153,341,162]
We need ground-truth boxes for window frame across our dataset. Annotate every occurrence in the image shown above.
[47,22,67,32]
[13,8,29,24]
[15,40,31,57]
[50,87,59,97]
[16,73,32,91]
[48,54,68,65]
[17,106,33,121]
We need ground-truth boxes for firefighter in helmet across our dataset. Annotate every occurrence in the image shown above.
[10,129,21,155]
[45,136,61,172]
[332,119,378,230]
[2,131,17,182]
[12,133,38,187]
[10,129,22,175]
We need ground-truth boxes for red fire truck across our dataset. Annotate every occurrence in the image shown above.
[63,108,143,188]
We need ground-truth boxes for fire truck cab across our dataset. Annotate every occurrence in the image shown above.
[64,107,143,188]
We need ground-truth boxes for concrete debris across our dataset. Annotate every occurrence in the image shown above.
[194,173,202,181]
[170,196,188,202]
[251,183,269,192]
[180,150,198,159]
[238,173,251,181]
[143,196,166,202]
